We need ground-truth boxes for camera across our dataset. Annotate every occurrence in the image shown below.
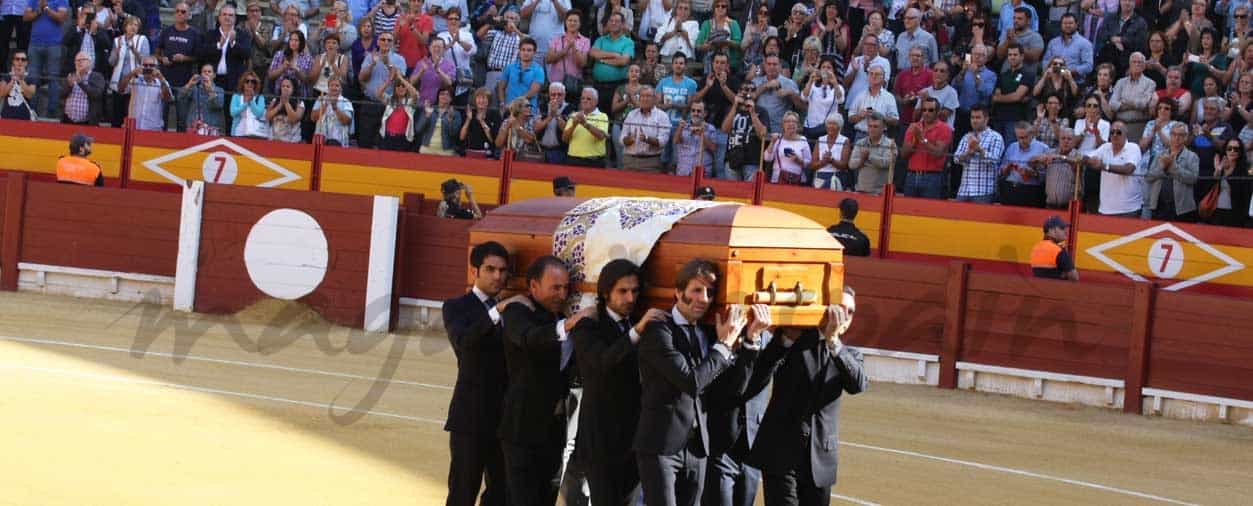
[783,147,795,157]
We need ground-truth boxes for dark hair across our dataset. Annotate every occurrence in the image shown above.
[1157,96,1178,115]
[597,259,642,306]
[445,6,461,18]
[1225,138,1249,175]
[1006,42,1023,55]
[969,103,989,117]
[922,96,940,109]
[839,198,859,220]
[564,7,581,21]
[1060,12,1077,23]
[526,255,568,285]
[712,51,729,62]
[672,52,687,64]
[1013,6,1031,17]
[674,259,719,293]
[470,241,509,269]
[519,37,537,50]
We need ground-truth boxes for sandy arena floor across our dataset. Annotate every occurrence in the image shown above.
[0,291,1250,505]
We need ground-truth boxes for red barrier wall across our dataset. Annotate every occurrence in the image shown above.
[194,185,375,327]
[961,273,1133,379]
[21,181,180,276]
[1147,291,1253,401]
[841,256,946,355]
[399,213,472,301]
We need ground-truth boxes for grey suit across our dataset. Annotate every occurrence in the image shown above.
[1144,148,1199,217]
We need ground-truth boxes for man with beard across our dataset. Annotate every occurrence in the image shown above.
[442,241,529,506]
[635,259,760,506]
[499,256,593,506]
[572,259,668,505]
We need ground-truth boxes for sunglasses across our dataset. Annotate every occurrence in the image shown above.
[973,22,985,27]
[1085,103,1099,108]
[12,56,26,61]
[1227,146,1243,152]
[922,108,937,112]
[1238,14,1249,18]
[1110,129,1124,136]
[175,8,188,13]
[379,37,394,42]
[246,79,259,84]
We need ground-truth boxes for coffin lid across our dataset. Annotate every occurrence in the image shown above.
[478,197,843,251]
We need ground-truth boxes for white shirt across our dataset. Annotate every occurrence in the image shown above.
[670,306,731,360]
[654,16,700,59]
[217,27,235,75]
[844,55,891,107]
[472,285,501,325]
[525,0,571,61]
[1073,118,1110,156]
[803,84,844,129]
[1090,142,1144,215]
[850,87,899,133]
[619,106,672,156]
[605,307,642,344]
[814,134,849,176]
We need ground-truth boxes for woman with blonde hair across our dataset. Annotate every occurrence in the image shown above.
[764,110,813,185]
[496,96,541,160]
[108,15,150,127]
[378,70,421,151]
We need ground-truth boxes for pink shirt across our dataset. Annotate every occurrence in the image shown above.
[546,32,590,83]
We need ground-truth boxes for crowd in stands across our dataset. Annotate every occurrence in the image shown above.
[3,0,1253,226]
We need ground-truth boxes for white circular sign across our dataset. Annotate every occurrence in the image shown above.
[1147,237,1185,279]
[202,151,239,184]
[244,209,329,300]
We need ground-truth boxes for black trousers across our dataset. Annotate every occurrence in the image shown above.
[446,430,507,506]
[585,450,640,506]
[0,15,30,74]
[356,100,384,148]
[762,453,831,506]
[702,450,761,506]
[638,437,707,506]
[501,438,563,506]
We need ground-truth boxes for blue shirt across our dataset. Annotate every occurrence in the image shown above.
[998,1,1039,36]
[348,0,378,25]
[1,0,26,17]
[1000,139,1050,185]
[956,67,997,110]
[362,51,408,100]
[27,0,68,45]
[656,75,698,125]
[1043,34,1094,81]
[502,60,545,110]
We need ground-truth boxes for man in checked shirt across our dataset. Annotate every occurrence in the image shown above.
[954,103,1006,203]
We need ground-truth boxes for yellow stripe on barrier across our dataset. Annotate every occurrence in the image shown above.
[0,136,123,178]
[129,147,312,189]
[763,200,882,249]
[319,163,502,204]
[509,179,688,202]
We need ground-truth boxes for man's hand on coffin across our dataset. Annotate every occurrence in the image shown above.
[716,304,749,349]
[820,304,851,349]
[744,304,772,345]
[634,308,669,336]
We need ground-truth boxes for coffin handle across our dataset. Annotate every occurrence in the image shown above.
[751,281,818,305]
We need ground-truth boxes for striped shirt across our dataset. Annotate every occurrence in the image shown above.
[955,127,1005,197]
[486,30,520,71]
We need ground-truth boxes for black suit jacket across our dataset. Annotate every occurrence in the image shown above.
[746,330,867,488]
[498,299,569,446]
[703,330,761,458]
[441,291,507,435]
[572,308,641,464]
[200,26,252,92]
[61,28,112,74]
[59,71,107,125]
[634,314,757,456]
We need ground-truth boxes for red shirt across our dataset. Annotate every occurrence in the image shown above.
[904,120,953,172]
[396,14,434,69]
[893,67,932,125]
[385,106,410,136]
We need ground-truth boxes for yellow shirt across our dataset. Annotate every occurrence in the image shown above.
[425,114,456,156]
[565,110,609,159]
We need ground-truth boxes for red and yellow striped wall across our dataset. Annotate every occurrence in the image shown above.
[1,118,1249,298]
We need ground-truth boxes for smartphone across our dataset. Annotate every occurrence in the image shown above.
[783,147,795,157]
[964,53,972,65]
[326,13,338,29]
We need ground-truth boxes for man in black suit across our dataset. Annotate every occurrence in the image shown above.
[703,326,773,506]
[827,199,871,257]
[442,241,527,506]
[199,4,251,93]
[571,259,667,505]
[635,259,764,506]
[499,255,592,506]
[746,288,868,506]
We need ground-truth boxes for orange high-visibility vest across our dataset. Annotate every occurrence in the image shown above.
[55,156,103,186]
[1029,240,1063,269]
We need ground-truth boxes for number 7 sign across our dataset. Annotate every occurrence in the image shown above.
[201,152,239,185]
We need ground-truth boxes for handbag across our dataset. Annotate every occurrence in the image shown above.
[1198,176,1223,219]
[559,36,583,96]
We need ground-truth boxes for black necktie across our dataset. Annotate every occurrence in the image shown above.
[683,324,703,360]
[618,319,631,335]
[484,297,497,310]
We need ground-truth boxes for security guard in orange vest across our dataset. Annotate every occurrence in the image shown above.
[55,133,104,187]
[1030,216,1079,281]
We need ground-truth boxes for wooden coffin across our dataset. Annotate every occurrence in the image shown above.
[469,197,844,327]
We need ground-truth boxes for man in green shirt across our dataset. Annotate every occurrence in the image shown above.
[589,12,634,114]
